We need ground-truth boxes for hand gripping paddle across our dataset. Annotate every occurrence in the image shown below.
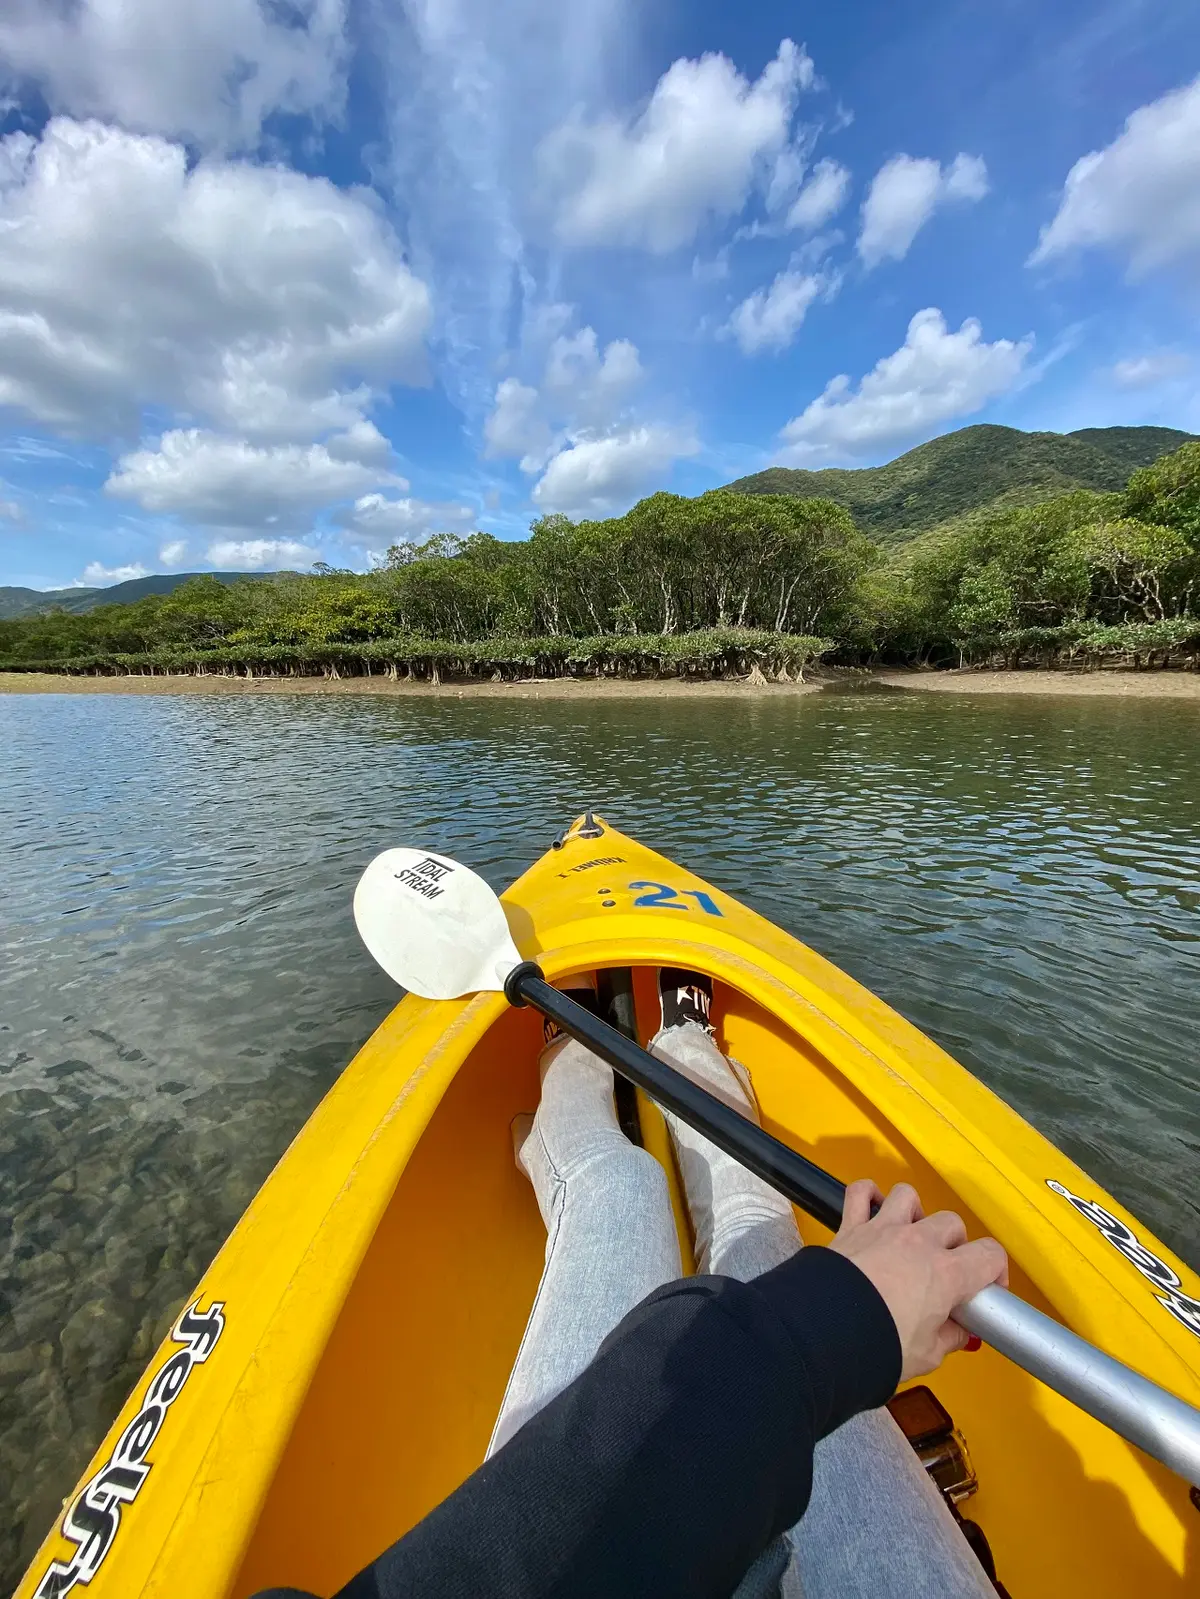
[354,846,1200,1486]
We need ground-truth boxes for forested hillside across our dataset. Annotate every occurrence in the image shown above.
[1,438,1197,680]
[728,424,1197,543]
[0,571,262,620]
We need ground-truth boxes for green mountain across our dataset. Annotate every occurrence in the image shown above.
[727,423,1199,544]
[0,571,264,621]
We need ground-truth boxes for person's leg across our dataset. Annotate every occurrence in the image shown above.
[486,1009,682,1458]
[653,981,994,1599]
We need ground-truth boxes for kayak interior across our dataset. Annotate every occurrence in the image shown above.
[231,967,1191,1599]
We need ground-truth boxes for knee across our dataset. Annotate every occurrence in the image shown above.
[590,1140,672,1210]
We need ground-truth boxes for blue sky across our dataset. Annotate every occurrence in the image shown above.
[0,0,1197,589]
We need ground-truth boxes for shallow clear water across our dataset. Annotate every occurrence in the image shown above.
[2,686,1199,1585]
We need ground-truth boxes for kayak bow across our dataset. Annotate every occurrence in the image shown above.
[17,814,1200,1599]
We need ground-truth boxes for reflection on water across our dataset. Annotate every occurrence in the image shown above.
[2,687,1198,1584]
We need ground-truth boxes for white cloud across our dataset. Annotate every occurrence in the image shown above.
[0,118,431,440]
[324,421,395,468]
[206,538,317,571]
[483,379,552,471]
[159,538,188,567]
[777,308,1032,464]
[105,430,394,526]
[542,328,642,430]
[786,158,850,231]
[0,497,22,521]
[82,560,150,585]
[1111,351,1192,388]
[484,316,646,470]
[531,425,699,515]
[0,0,348,151]
[374,0,632,418]
[338,492,476,554]
[726,270,824,356]
[540,40,814,252]
[858,152,988,268]
[1029,76,1200,276]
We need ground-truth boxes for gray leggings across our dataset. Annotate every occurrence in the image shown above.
[487,1022,993,1598]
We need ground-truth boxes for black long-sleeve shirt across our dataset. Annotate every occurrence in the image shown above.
[254,1246,901,1599]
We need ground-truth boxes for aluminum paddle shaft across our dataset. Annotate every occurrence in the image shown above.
[957,1285,1200,1485]
[506,964,1200,1487]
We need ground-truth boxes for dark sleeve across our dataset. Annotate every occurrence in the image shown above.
[258,1246,900,1599]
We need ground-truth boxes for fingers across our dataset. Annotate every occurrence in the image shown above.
[876,1181,923,1225]
[915,1210,968,1250]
[935,1318,972,1364]
[948,1236,1009,1302]
[840,1177,882,1229]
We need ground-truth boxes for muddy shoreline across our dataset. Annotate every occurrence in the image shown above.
[2,667,1200,700]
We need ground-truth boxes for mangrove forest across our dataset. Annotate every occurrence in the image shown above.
[2,439,1198,683]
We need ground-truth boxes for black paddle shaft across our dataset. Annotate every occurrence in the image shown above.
[505,962,847,1232]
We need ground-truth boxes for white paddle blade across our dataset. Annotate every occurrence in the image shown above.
[353,848,523,1000]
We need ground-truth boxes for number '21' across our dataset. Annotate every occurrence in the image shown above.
[629,881,723,917]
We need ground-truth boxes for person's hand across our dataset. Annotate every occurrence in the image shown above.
[828,1180,1008,1380]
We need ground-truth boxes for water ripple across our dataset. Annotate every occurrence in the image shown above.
[0,689,1198,1584]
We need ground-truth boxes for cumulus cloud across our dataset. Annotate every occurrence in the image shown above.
[1029,76,1200,276]
[0,497,22,521]
[337,491,477,554]
[858,153,988,268]
[324,421,396,468]
[0,118,431,440]
[484,315,647,473]
[105,430,394,526]
[786,158,850,231]
[0,0,348,150]
[726,270,824,356]
[1111,351,1192,388]
[483,379,552,471]
[532,426,699,516]
[207,538,318,570]
[540,40,814,252]
[542,328,643,435]
[82,560,150,585]
[158,539,188,567]
[777,308,1032,464]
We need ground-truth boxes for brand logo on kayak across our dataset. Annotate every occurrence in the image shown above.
[1047,1181,1200,1340]
[556,854,625,878]
[393,856,453,901]
[35,1300,226,1597]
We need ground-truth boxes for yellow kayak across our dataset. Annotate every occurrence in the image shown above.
[18,815,1200,1598]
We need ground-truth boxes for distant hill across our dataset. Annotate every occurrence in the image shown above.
[727,424,1199,544]
[0,571,265,621]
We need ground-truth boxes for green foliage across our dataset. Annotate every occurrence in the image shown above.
[1124,441,1200,548]
[0,570,269,621]
[864,466,1200,663]
[0,498,863,676]
[4,437,1199,679]
[728,423,1198,543]
[0,630,832,682]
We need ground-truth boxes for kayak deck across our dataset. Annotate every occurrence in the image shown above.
[19,817,1200,1598]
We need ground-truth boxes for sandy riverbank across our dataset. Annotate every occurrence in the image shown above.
[2,667,1198,699]
[869,668,1200,698]
[0,671,825,700]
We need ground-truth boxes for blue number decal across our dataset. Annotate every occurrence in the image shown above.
[683,889,723,918]
[629,880,689,910]
[629,882,723,916]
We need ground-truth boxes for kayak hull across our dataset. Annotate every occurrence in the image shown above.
[18,816,1200,1598]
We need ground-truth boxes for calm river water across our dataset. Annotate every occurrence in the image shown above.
[2,685,1199,1585]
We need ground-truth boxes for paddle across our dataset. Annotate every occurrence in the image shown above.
[354,846,1200,1487]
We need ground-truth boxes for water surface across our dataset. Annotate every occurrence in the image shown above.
[2,687,1198,1586]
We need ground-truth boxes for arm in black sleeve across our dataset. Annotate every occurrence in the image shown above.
[258,1246,901,1599]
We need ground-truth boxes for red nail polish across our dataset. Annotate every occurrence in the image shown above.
[965,1334,982,1353]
